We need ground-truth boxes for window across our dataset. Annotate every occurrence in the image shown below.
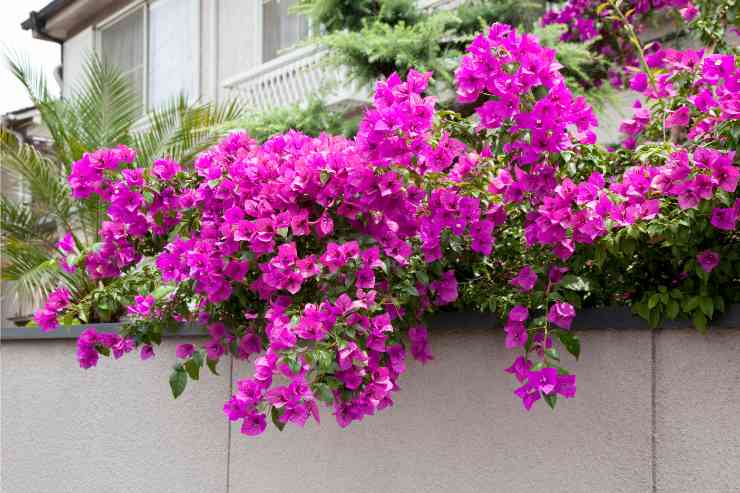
[97,0,199,112]
[262,0,310,62]
[99,6,145,111]
[148,0,199,107]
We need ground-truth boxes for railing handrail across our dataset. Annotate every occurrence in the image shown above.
[221,45,326,90]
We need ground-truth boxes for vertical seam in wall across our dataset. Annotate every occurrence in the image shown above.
[651,328,657,493]
[226,356,233,493]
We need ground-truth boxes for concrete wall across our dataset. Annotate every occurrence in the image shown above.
[3,315,740,492]
[62,27,94,99]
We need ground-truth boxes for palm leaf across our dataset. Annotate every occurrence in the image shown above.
[1,239,65,300]
[132,96,245,166]
[3,51,76,163]
[0,129,76,230]
[0,194,57,247]
[68,55,140,154]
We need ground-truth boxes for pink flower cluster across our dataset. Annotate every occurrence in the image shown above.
[507,357,577,410]
[76,328,135,369]
[68,150,182,280]
[59,69,483,434]
[541,0,709,89]
[456,23,598,165]
[621,50,738,147]
[38,19,738,429]
[542,0,691,43]
[33,288,71,332]
[452,24,738,411]
[68,145,136,199]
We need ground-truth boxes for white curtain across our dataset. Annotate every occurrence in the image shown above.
[149,0,199,108]
[100,7,145,110]
[262,0,309,62]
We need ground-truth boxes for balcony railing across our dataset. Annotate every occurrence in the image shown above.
[220,0,465,112]
[221,46,366,111]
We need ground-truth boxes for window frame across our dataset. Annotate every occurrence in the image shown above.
[260,0,312,64]
[95,0,149,109]
[94,0,201,112]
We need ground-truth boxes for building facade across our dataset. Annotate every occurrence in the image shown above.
[22,0,459,112]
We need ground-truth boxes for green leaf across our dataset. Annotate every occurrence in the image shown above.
[286,355,301,374]
[692,311,708,333]
[699,296,714,318]
[206,358,220,376]
[633,301,650,320]
[648,293,661,309]
[544,347,560,361]
[648,308,662,329]
[666,299,680,320]
[684,296,700,312]
[271,407,286,431]
[558,331,581,360]
[169,368,187,399]
[184,359,200,381]
[530,361,545,372]
[543,392,557,410]
[192,349,205,368]
[560,274,591,291]
[415,270,430,285]
[152,284,176,300]
[312,382,334,404]
[403,285,419,297]
[313,349,333,372]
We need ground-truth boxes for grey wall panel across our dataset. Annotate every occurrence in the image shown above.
[62,27,94,100]
[0,338,229,493]
[4,324,740,492]
[655,329,740,493]
[229,327,652,493]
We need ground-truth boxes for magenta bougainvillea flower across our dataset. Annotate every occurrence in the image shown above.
[696,250,720,272]
[510,266,538,293]
[547,302,577,330]
[35,8,739,431]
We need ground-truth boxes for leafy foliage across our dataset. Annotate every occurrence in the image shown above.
[319,10,459,87]
[1,53,244,313]
[224,99,358,143]
[312,0,612,104]
[293,0,420,32]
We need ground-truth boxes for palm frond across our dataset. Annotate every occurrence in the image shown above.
[0,129,75,229]
[0,194,57,247]
[132,96,245,166]
[68,55,140,154]
[0,239,66,299]
[3,51,75,162]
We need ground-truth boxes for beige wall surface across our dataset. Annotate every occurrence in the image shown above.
[62,27,94,100]
[1,337,229,493]
[229,326,652,493]
[2,327,739,493]
[655,330,740,493]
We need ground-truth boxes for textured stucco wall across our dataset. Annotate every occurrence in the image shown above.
[655,329,740,493]
[229,327,652,493]
[2,326,739,493]
[0,337,229,493]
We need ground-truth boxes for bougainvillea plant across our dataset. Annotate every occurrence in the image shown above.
[543,0,738,88]
[35,1,738,436]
